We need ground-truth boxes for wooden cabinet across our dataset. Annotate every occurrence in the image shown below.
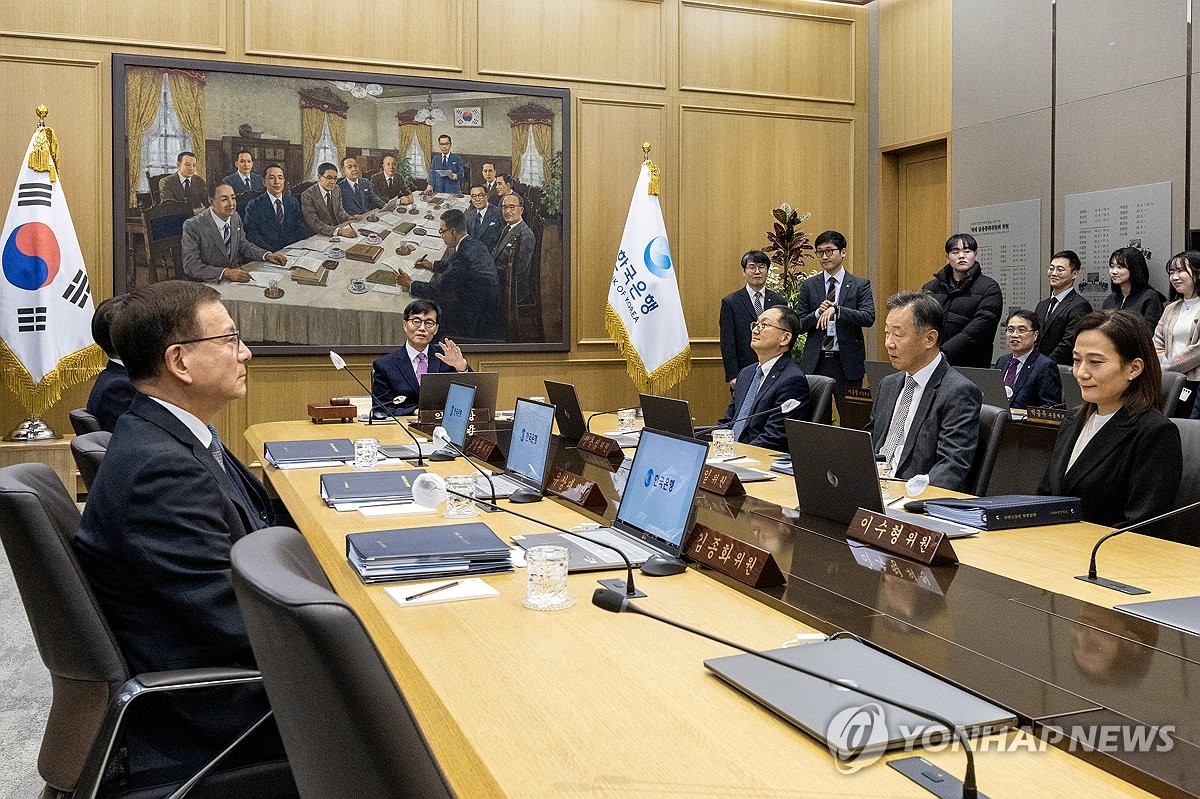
[205,136,304,187]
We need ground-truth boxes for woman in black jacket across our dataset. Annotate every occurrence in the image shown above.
[1102,247,1165,332]
[921,233,1004,368]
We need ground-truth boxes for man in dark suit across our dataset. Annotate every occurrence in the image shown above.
[159,151,208,212]
[339,155,386,216]
[243,163,309,252]
[220,149,265,194]
[492,193,536,306]
[425,134,464,194]
[481,162,500,204]
[796,230,876,415]
[371,299,470,417]
[399,209,501,340]
[1036,249,1093,365]
[181,182,287,282]
[371,154,413,202]
[300,162,356,237]
[74,280,287,779]
[868,291,982,492]
[86,294,137,432]
[719,305,810,451]
[719,250,787,388]
[467,184,503,250]
[996,309,1062,408]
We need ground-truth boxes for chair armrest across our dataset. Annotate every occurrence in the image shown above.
[130,667,261,692]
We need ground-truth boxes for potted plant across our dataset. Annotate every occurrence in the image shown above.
[762,203,816,306]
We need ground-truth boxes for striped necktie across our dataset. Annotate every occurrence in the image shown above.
[275,198,284,224]
[732,366,765,441]
[880,375,917,466]
[222,223,231,257]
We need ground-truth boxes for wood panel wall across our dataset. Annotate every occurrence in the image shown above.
[0,0,868,459]
[878,0,951,150]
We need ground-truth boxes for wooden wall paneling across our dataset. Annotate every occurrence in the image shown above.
[477,0,666,88]
[878,0,951,149]
[244,0,463,72]
[677,356,727,430]
[679,1,855,103]
[895,141,948,295]
[0,0,225,53]
[476,357,644,413]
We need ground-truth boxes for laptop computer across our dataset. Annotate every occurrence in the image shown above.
[1115,596,1200,636]
[544,380,587,442]
[512,428,709,571]
[956,366,1011,409]
[441,381,476,448]
[639,393,697,437]
[784,419,980,538]
[418,371,499,413]
[471,397,556,502]
[863,360,895,398]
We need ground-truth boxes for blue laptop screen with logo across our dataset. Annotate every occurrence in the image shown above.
[442,382,476,447]
[615,429,708,549]
[507,398,556,484]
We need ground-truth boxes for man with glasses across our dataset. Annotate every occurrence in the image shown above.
[717,305,809,451]
[719,250,787,388]
[795,230,876,414]
[922,232,1004,368]
[75,280,289,780]
[301,161,356,237]
[467,183,503,250]
[996,309,1062,408]
[181,182,288,283]
[1035,249,1092,365]
[370,299,469,417]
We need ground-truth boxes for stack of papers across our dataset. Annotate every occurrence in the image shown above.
[319,469,426,511]
[346,522,513,584]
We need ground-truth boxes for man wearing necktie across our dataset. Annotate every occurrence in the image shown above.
[425,133,464,194]
[995,309,1062,408]
[300,162,356,237]
[338,155,385,216]
[467,184,503,250]
[221,149,264,194]
[719,250,786,389]
[370,299,471,417]
[159,150,209,212]
[243,163,310,252]
[181,182,287,283]
[371,154,414,203]
[1035,249,1093,365]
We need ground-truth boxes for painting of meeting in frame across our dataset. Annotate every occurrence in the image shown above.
[111,54,571,354]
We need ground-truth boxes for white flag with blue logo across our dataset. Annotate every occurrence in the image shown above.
[605,160,690,393]
[0,121,103,417]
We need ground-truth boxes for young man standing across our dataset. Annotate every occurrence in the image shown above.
[1035,249,1093,365]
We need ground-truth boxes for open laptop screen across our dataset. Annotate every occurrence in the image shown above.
[508,397,556,486]
[442,382,476,447]
[615,428,708,552]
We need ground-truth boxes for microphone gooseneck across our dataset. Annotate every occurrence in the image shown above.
[1079,499,1200,592]
[329,351,426,467]
[695,399,803,436]
[433,427,499,508]
[585,407,634,433]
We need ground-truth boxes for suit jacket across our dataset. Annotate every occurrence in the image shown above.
[242,192,309,253]
[996,350,1062,409]
[1153,298,1200,381]
[159,172,209,210]
[468,204,503,251]
[338,176,385,216]
[86,360,137,432]
[719,357,810,451]
[300,182,351,236]
[429,152,465,193]
[492,219,536,305]
[795,271,876,380]
[221,170,265,193]
[409,236,501,340]
[371,171,409,201]
[867,357,982,491]
[485,181,500,206]
[181,210,268,282]
[1035,289,1092,365]
[718,286,787,382]
[1038,406,1181,534]
[371,345,468,416]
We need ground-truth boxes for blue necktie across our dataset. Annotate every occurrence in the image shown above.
[208,424,266,531]
[732,367,765,441]
[222,222,231,257]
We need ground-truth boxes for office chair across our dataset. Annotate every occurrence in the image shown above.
[69,409,102,436]
[1161,371,1186,417]
[0,463,295,799]
[1165,419,1200,546]
[802,375,836,425]
[231,527,454,798]
[965,403,1008,497]
[70,431,110,492]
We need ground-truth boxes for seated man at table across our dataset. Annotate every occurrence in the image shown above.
[221,149,264,194]
[371,299,469,417]
[996,308,1062,409]
[867,290,981,492]
[300,162,355,238]
[371,154,413,203]
[181,182,287,283]
[86,294,138,432]
[243,163,309,253]
[339,155,385,217]
[466,184,503,250]
[74,280,288,780]
[718,305,809,451]
[159,150,208,212]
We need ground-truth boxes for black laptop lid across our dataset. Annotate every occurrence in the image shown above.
[419,371,499,412]
[638,394,694,437]
[544,380,586,440]
[785,419,884,525]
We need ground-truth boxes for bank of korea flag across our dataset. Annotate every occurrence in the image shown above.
[605,162,690,394]
[0,126,103,417]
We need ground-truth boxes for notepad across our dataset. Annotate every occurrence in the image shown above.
[385,578,499,607]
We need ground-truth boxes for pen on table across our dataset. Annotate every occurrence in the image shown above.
[718,456,742,463]
[404,581,460,602]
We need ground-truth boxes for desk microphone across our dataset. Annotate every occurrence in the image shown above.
[1076,499,1200,595]
[429,426,500,508]
[329,351,426,467]
[693,398,802,436]
[413,474,645,598]
[591,588,980,799]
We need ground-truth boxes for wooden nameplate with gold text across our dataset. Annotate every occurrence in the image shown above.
[846,507,958,567]
[685,522,784,588]
[545,467,607,509]
[698,464,746,497]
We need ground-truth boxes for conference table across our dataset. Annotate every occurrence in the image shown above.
[246,419,1199,798]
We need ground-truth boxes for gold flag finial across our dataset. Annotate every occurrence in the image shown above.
[641,142,659,196]
[36,104,49,122]
[642,141,651,157]
[29,105,59,182]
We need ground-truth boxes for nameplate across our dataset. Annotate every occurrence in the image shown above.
[575,449,623,472]
[417,407,492,427]
[699,464,746,497]
[307,403,356,424]
[545,467,607,509]
[848,542,953,596]
[845,387,873,400]
[577,432,623,458]
[464,434,504,464]
[847,507,958,567]
[1024,406,1067,426]
[685,523,784,588]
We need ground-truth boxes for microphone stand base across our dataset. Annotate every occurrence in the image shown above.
[597,577,646,599]
[889,756,987,799]
[507,488,543,504]
[1074,574,1150,595]
[427,450,457,461]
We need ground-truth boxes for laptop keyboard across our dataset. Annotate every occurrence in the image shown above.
[475,474,526,496]
[569,528,659,562]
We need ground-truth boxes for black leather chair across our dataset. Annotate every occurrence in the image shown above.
[802,375,835,426]
[965,404,1008,497]
[1161,370,1186,417]
[231,527,453,798]
[0,463,295,799]
[1165,419,1200,546]
[70,431,110,492]
[69,409,101,436]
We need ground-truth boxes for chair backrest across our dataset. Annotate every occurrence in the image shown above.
[1161,371,1186,417]
[291,179,316,197]
[146,171,170,205]
[966,403,1008,496]
[1166,419,1200,546]
[0,463,128,791]
[231,527,453,798]
[69,408,101,435]
[803,374,836,425]
[70,431,111,492]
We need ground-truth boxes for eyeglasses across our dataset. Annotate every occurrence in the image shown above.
[743,264,769,272]
[469,192,487,198]
[1046,265,1070,274]
[750,320,788,333]
[438,227,450,235]
[1005,326,1034,335]
[171,330,242,348]
[815,248,842,257]
[405,318,439,329]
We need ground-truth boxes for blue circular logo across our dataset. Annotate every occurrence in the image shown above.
[642,235,673,278]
